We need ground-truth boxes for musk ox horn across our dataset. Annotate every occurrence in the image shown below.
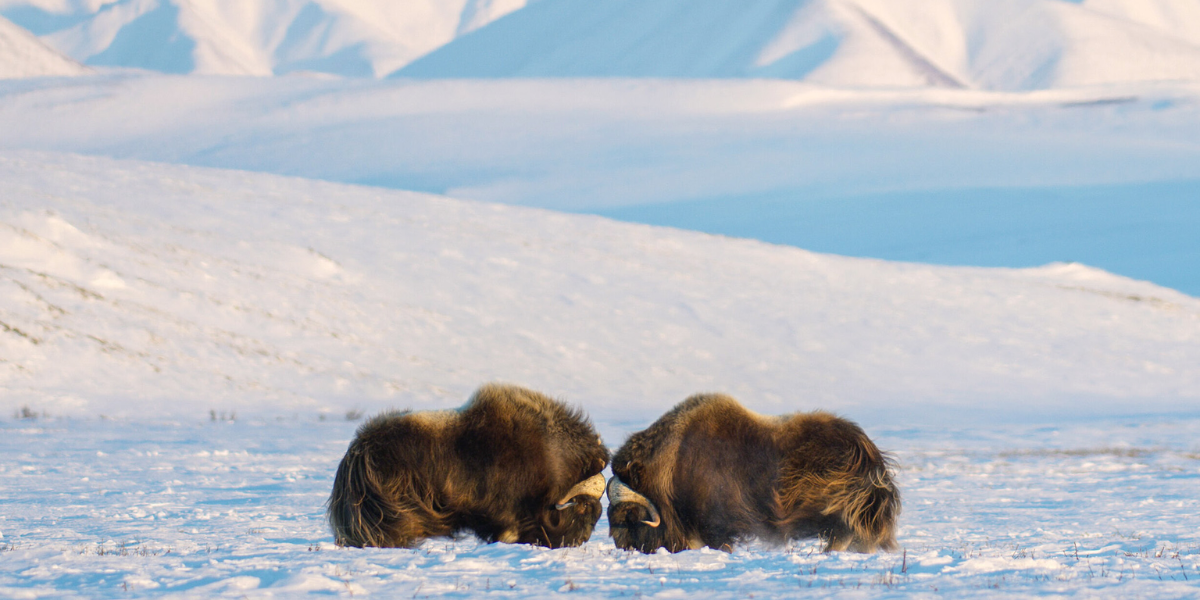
[606,476,661,528]
[555,473,606,509]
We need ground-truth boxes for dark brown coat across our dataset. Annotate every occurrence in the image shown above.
[328,383,609,548]
[607,394,899,553]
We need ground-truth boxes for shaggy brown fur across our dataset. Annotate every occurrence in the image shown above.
[328,383,609,548]
[608,394,899,553]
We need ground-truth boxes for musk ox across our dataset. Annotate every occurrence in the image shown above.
[607,394,899,553]
[327,383,609,548]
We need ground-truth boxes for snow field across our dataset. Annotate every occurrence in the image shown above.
[0,123,1196,598]
[3,415,1200,598]
[2,151,1198,422]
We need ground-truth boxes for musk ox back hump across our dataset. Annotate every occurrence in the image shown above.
[328,383,609,548]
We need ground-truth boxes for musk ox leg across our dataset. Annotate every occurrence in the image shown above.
[776,413,901,553]
[327,444,441,548]
[822,522,855,552]
[791,471,900,553]
[838,467,901,553]
[808,476,900,553]
[695,519,744,554]
[327,413,456,548]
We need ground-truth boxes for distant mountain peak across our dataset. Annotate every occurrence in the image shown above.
[397,0,1200,90]
[0,13,88,78]
[2,0,1200,88]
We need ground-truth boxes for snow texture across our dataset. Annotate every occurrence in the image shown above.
[3,403,1200,598]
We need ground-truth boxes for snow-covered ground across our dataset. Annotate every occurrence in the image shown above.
[1,146,1199,597]
[4,412,1200,598]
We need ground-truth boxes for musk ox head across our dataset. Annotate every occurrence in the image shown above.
[606,474,672,553]
[328,383,608,548]
[606,394,899,554]
[532,472,607,547]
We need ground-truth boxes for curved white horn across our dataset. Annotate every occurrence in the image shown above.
[555,473,606,510]
[606,476,661,528]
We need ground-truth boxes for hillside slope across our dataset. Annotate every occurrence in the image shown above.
[1,75,1196,294]
[2,151,1197,423]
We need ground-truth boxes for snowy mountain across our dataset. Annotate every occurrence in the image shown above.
[2,151,1198,422]
[2,0,1200,86]
[0,13,86,77]
[399,0,1200,90]
[0,0,528,76]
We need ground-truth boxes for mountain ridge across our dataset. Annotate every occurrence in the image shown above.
[2,0,1200,88]
[0,0,528,77]
[0,12,87,78]
[398,0,1200,90]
